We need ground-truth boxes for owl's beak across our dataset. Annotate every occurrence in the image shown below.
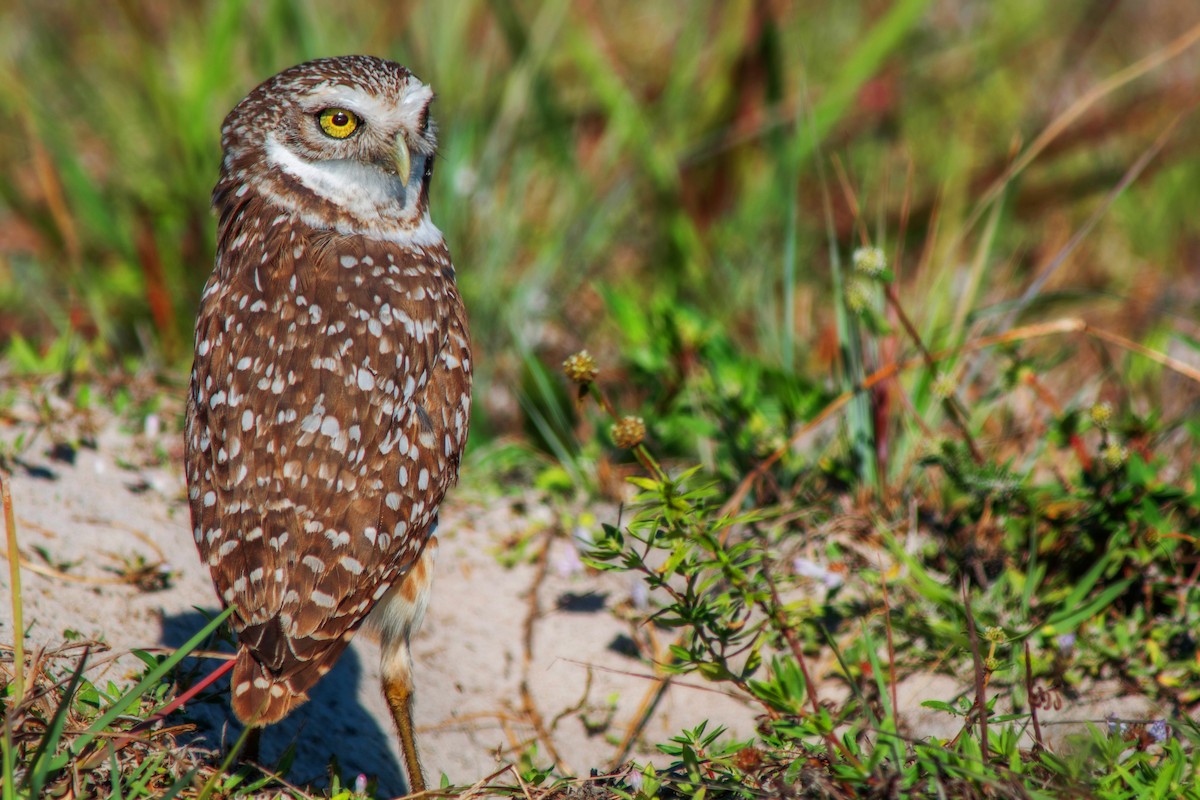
[393,135,412,185]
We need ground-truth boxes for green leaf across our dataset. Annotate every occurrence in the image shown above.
[920,700,959,715]
[1043,578,1133,632]
[626,476,663,492]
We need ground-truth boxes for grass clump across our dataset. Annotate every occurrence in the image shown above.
[538,310,1200,798]
[2,608,238,799]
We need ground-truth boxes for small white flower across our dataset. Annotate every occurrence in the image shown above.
[793,557,844,590]
[630,577,650,611]
[553,543,584,578]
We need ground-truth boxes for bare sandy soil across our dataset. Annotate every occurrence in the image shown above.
[0,386,1160,796]
[0,392,758,795]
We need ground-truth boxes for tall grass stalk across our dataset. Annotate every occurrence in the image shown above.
[2,474,22,704]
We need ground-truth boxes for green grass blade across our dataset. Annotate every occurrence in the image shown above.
[1,721,15,800]
[157,767,200,800]
[108,743,124,800]
[23,645,90,796]
[196,721,259,800]
[46,606,234,772]
[1042,577,1134,632]
[793,0,933,167]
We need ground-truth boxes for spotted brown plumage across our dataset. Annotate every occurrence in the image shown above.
[184,56,470,791]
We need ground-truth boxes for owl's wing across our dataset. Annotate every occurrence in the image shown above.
[186,206,471,721]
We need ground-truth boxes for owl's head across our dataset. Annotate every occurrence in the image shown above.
[216,56,440,240]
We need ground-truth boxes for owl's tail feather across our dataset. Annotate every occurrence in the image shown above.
[230,649,309,726]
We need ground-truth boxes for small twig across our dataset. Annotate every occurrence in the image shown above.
[1025,642,1045,752]
[507,762,536,800]
[961,575,989,763]
[608,672,672,770]
[549,666,593,730]
[498,715,522,759]
[420,708,527,731]
[760,553,861,769]
[558,657,754,701]
[878,558,898,720]
[883,284,984,464]
[0,545,158,586]
[518,524,571,773]
[92,653,237,763]
[138,657,236,729]
[830,155,870,247]
[454,762,530,800]
[761,567,822,718]
[136,647,234,662]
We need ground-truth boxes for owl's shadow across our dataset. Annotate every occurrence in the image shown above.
[160,610,407,796]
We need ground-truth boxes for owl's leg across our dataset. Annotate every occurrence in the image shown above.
[374,537,438,794]
[239,725,262,765]
[383,640,424,793]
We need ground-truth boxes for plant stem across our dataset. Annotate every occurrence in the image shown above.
[961,576,989,764]
[2,473,23,704]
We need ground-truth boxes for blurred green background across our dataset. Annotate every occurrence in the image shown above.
[1,0,1198,448]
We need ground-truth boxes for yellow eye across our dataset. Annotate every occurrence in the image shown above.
[317,108,359,139]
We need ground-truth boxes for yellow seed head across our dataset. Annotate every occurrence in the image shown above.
[845,278,871,313]
[1102,442,1127,469]
[563,350,599,385]
[853,246,887,276]
[932,372,957,400]
[611,416,646,449]
[1089,401,1113,429]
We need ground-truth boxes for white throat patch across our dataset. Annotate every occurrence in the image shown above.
[263,134,442,247]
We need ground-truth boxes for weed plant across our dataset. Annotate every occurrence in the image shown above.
[548,332,1200,798]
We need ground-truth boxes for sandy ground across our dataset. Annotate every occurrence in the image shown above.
[0,389,1163,796]
[0,396,758,795]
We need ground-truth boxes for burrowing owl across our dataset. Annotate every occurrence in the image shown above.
[184,55,471,791]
